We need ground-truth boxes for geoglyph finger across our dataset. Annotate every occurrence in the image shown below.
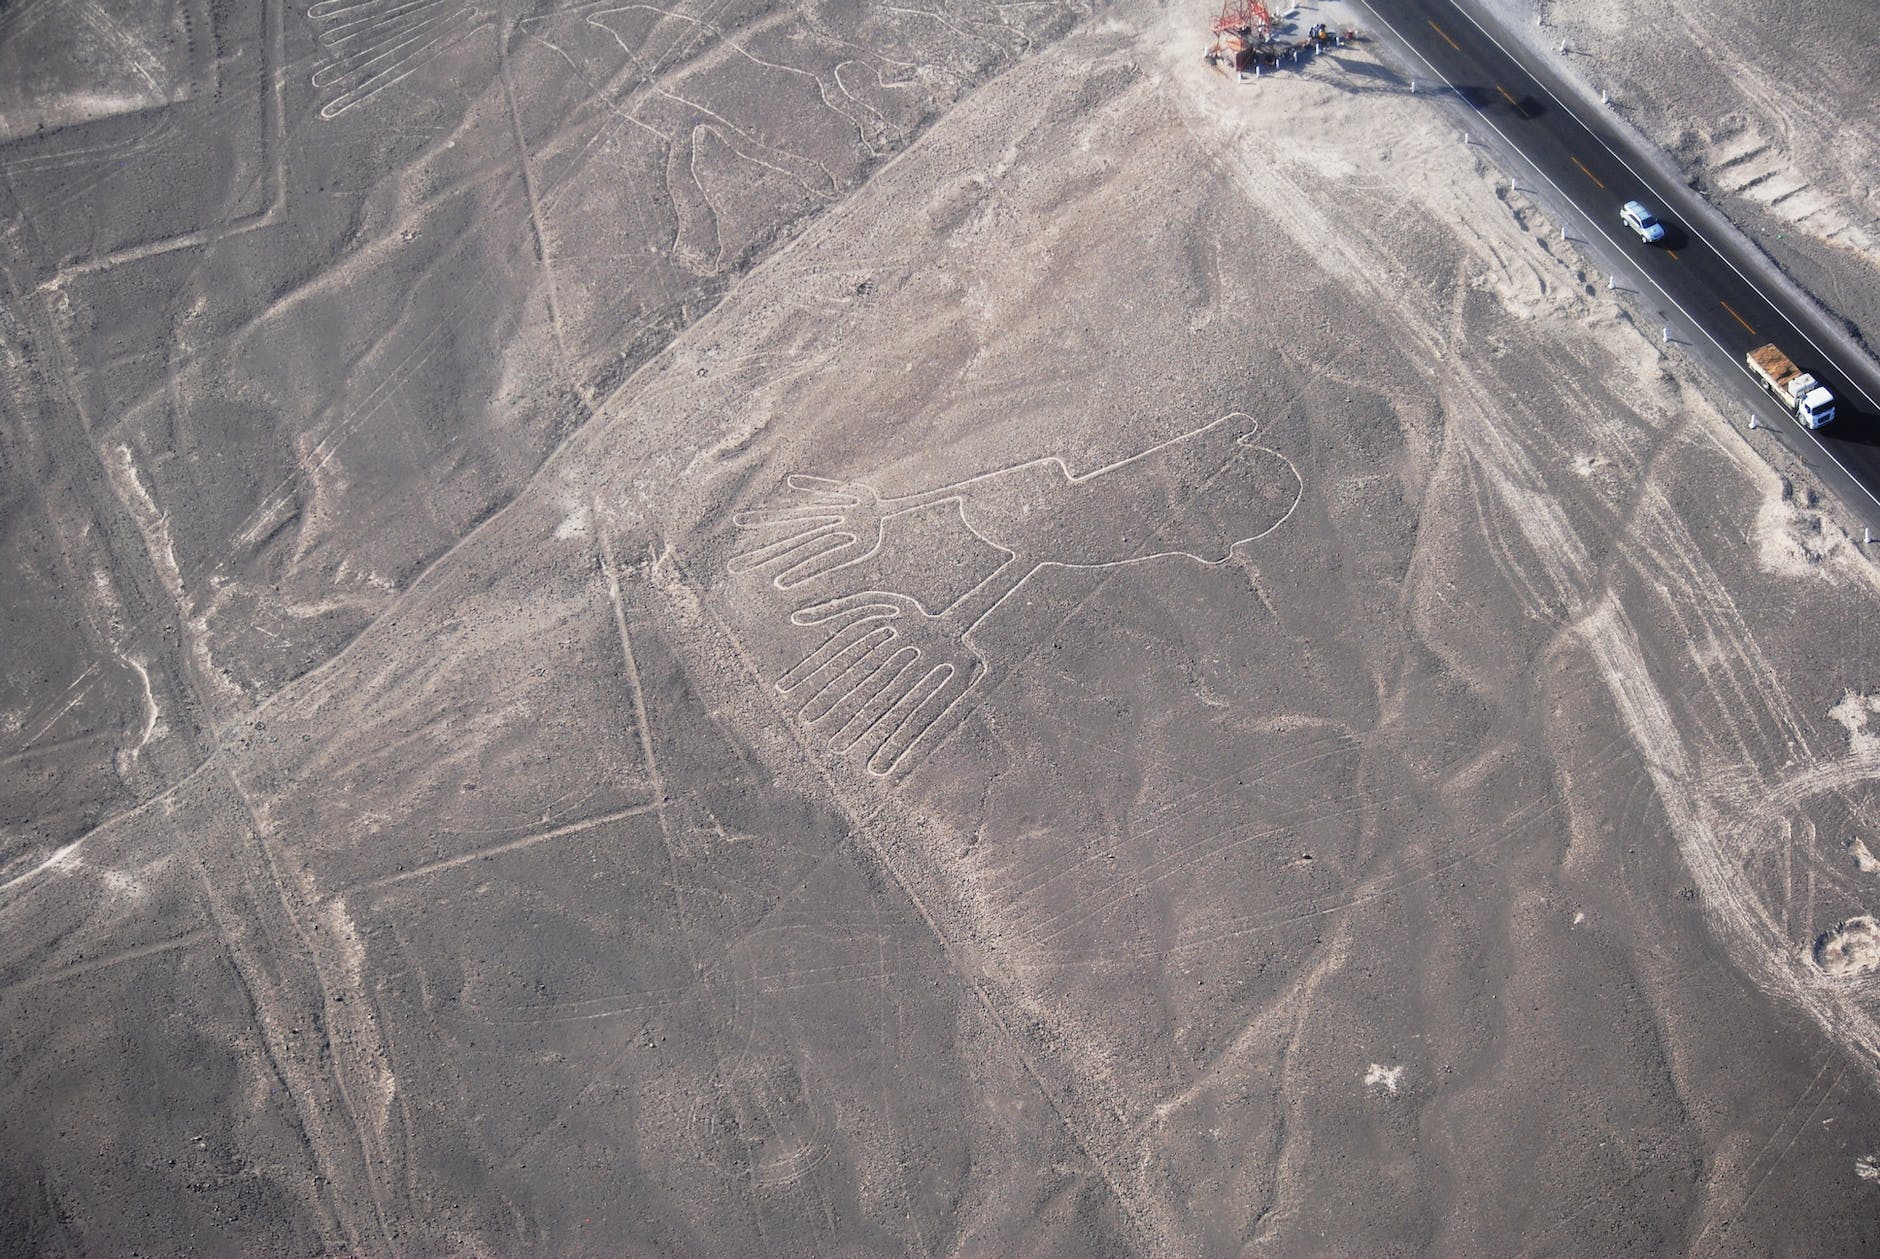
[867,664,971,774]
[765,532,856,584]
[775,535,864,588]
[732,505,846,529]
[728,527,844,575]
[789,592,905,628]
[779,624,892,693]
[844,660,955,763]
[833,660,931,756]
[811,646,919,734]
[798,634,904,722]
[784,474,862,503]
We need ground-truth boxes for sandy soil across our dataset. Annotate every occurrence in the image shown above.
[1480,0,1880,349]
[5,0,1880,1253]
[0,0,205,141]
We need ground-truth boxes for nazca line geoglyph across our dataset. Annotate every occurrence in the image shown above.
[731,414,1304,775]
[307,0,488,120]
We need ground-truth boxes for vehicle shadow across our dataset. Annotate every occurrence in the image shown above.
[1654,223,1691,252]
[1330,56,1407,89]
[1451,85,1546,118]
[1819,406,1880,449]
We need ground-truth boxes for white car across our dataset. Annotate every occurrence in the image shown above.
[1622,200,1666,244]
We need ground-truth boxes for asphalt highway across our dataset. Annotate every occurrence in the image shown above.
[1346,0,1880,527]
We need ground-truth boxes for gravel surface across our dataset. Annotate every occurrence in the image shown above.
[4,1,1880,1252]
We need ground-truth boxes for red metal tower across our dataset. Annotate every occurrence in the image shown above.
[1212,1,1277,41]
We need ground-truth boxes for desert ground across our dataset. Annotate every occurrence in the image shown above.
[1480,0,1880,350]
[5,0,1880,1254]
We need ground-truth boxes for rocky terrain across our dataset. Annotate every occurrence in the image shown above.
[4,1,1880,1253]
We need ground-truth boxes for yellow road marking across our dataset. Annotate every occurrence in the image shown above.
[1428,20,1461,51]
[1721,299,1756,336]
[1569,155,1605,189]
[1495,84,1529,117]
[1667,249,1678,260]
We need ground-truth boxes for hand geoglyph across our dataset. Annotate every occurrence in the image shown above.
[778,592,986,776]
[731,415,1304,777]
[727,475,894,589]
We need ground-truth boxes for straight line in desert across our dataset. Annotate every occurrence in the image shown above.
[340,801,662,894]
[51,0,290,281]
[6,928,213,994]
[651,543,1168,1251]
[0,5,993,897]
[596,517,700,973]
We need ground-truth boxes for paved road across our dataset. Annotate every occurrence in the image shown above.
[1346,0,1880,526]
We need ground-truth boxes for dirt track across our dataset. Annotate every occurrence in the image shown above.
[4,1,1880,1253]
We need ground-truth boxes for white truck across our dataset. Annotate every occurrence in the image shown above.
[1746,343,1837,428]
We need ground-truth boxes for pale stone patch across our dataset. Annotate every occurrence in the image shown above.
[1751,481,1843,577]
[554,504,590,540]
[1812,916,1880,978]
[1829,692,1880,757]
[1847,838,1880,875]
